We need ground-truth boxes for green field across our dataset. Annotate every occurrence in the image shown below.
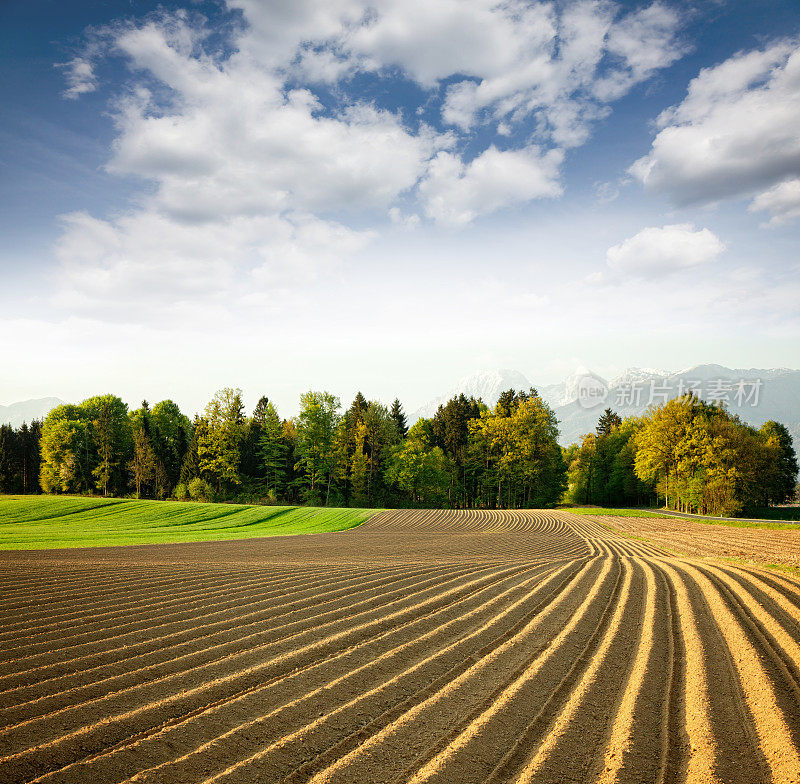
[0,495,380,550]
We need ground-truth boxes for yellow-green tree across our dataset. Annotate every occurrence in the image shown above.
[294,391,341,505]
[198,388,245,493]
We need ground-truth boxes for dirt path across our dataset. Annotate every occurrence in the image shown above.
[0,509,798,783]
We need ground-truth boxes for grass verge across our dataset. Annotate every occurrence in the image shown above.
[566,506,800,529]
[0,495,380,550]
[659,515,800,531]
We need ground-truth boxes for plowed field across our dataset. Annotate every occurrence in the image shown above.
[1,509,799,783]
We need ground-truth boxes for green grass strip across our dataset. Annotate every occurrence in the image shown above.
[565,506,800,530]
[0,495,381,550]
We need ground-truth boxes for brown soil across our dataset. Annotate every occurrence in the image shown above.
[597,513,800,568]
[0,509,798,783]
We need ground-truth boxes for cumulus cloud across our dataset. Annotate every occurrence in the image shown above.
[438,1,684,144]
[592,2,685,100]
[605,224,725,278]
[52,1,690,320]
[236,0,684,145]
[631,40,800,220]
[749,179,800,227]
[419,146,563,226]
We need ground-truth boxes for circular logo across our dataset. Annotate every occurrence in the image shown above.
[577,375,609,409]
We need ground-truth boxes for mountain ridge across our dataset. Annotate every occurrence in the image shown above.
[410,364,800,450]
[0,398,65,429]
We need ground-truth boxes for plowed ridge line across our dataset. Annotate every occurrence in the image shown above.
[596,558,658,784]
[299,558,610,784]
[0,564,532,777]
[190,560,595,784]
[401,558,624,784]
[0,563,455,690]
[0,563,437,660]
[0,564,371,639]
[678,559,800,782]
[93,564,570,784]
[0,565,445,704]
[25,564,556,784]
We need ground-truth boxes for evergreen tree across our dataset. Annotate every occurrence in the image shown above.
[240,395,271,481]
[179,415,204,484]
[335,392,371,506]
[759,421,798,504]
[596,408,622,437]
[0,425,15,492]
[150,400,191,494]
[20,420,42,493]
[390,398,408,438]
[349,392,368,419]
[431,394,483,506]
[252,396,270,426]
[258,401,287,497]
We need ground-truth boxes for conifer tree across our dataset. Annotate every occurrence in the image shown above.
[179,416,204,484]
[596,408,622,437]
[259,401,287,497]
[390,398,408,438]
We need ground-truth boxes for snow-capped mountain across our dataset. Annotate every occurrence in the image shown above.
[410,369,533,421]
[607,367,669,389]
[0,397,64,428]
[411,365,800,452]
[538,368,610,409]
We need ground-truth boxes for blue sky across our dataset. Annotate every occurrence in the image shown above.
[1,0,799,416]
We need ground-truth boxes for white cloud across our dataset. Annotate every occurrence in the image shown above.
[346,0,556,88]
[593,180,620,203]
[54,209,371,323]
[51,1,689,322]
[388,207,420,230]
[749,178,800,227]
[227,0,364,69]
[438,1,683,144]
[605,224,725,278]
[631,41,800,212]
[419,146,563,226]
[59,57,98,99]
[593,3,686,100]
[236,0,684,146]
[104,17,450,219]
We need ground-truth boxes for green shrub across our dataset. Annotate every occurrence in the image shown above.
[173,482,189,501]
[188,477,214,502]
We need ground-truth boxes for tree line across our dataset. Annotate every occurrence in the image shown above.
[0,387,567,508]
[0,421,41,494]
[565,397,798,515]
[0,388,795,515]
